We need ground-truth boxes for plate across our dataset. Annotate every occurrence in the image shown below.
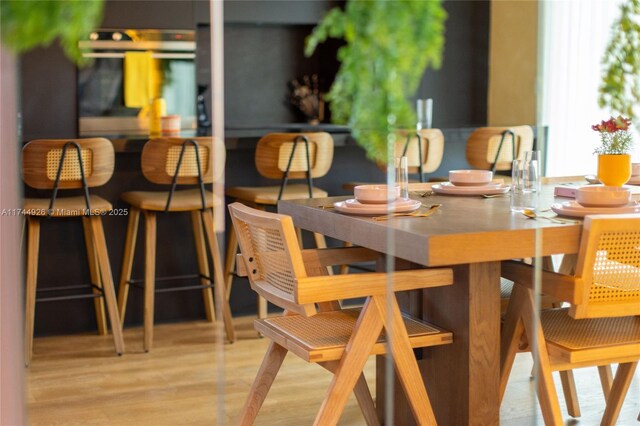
[448,181,502,188]
[334,199,422,215]
[551,200,640,218]
[432,183,510,196]
[344,198,417,209]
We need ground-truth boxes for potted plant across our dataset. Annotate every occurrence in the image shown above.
[592,115,633,186]
[304,0,447,163]
[1,0,104,63]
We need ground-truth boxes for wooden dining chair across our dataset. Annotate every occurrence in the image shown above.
[500,214,640,425]
[224,132,334,319]
[229,202,453,425]
[117,137,235,351]
[22,138,124,365]
[466,125,534,173]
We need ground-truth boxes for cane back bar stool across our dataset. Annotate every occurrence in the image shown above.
[500,214,640,425]
[22,138,124,365]
[466,125,534,175]
[118,137,235,351]
[342,128,445,192]
[228,203,453,424]
[224,132,334,319]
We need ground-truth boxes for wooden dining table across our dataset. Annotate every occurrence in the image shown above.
[278,185,584,425]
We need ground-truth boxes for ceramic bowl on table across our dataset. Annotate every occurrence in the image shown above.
[354,184,400,204]
[575,186,631,208]
[448,170,493,186]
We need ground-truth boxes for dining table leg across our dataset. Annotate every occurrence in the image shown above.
[420,262,501,425]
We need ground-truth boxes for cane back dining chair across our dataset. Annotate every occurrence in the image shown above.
[117,137,235,351]
[500,214,640,425]
[22,138,124,365]
[225,132,334,319]
[229,202,454,425]
[466,125,534,175]
[342,128,445,192]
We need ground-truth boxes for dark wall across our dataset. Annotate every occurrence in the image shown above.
[18,0,492,333]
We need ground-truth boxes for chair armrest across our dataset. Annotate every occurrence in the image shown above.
[296,268,453,304]
[236,254,248,277]
[501,260,582,304]
[301,246,379,267]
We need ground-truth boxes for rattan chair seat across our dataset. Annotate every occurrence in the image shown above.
[23,195,112,216]
[121,188,220,211]
[225,184,328,205]
[542,308,640,352]
[256,308,452,363]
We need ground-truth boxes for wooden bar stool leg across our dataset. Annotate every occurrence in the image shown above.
[191,210,215,322]
[143,211,157,352]
[224,224,237,301]
[598,365,614,400]
[24,216,40,366]
[88,215,125,355]
[118,207,140,322]
[82,217,107,335]
[201,210,236,343]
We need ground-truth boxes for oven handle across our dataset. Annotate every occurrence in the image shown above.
[81,52,195,59]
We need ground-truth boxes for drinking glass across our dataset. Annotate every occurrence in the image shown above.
[395,156,409,200]
[511,150,540,212]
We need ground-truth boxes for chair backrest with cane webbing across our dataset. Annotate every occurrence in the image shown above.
[255,132,334,180]
[141,137,225,185]
[466,126,534,171]
[571,214,640,319]
[228,202,317,317]
[393,128,444,174]
[22,138,114,189]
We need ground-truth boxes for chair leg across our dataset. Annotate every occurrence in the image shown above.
[312,232,333,276]
[82,217,107,335]
[88,215,125,356]
[373,294,437,424]
[142,211,157,352]
[520,286,563,425]
[601,362,638,426]
[191,211,215,322]
[238,342,288,426]
[117,207,140,322]
[500,281,527,402]
[24,216,40,366]
[201,210,236,343]
[559,370,581,418]
[321,361,380,426]
[598,365,613,400]
[223,223,237,301]
[314,297,383,425]
[339,241,353,274]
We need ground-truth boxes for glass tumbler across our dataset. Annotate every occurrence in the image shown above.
[395,156,409,200]
[511,151,540,212]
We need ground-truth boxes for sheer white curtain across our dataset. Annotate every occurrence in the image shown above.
[540,0,639,176]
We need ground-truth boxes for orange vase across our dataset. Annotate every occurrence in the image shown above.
[597,154,631,186]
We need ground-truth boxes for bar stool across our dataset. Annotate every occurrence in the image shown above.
[341,128,445,192]
[224,132,334,319]
[22,138,124,365]
[117,137,235,351]
[465,125,534,175]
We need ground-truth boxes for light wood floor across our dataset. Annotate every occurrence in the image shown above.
[27,316,640,425]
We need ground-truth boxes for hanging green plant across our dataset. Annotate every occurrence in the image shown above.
[305,0,447,162]
[0,0,104,64]
[598,0,640,122]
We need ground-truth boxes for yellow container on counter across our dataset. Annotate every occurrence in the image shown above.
[149,98,166,136]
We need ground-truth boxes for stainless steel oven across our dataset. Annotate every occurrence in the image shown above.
[78,29,196,136]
